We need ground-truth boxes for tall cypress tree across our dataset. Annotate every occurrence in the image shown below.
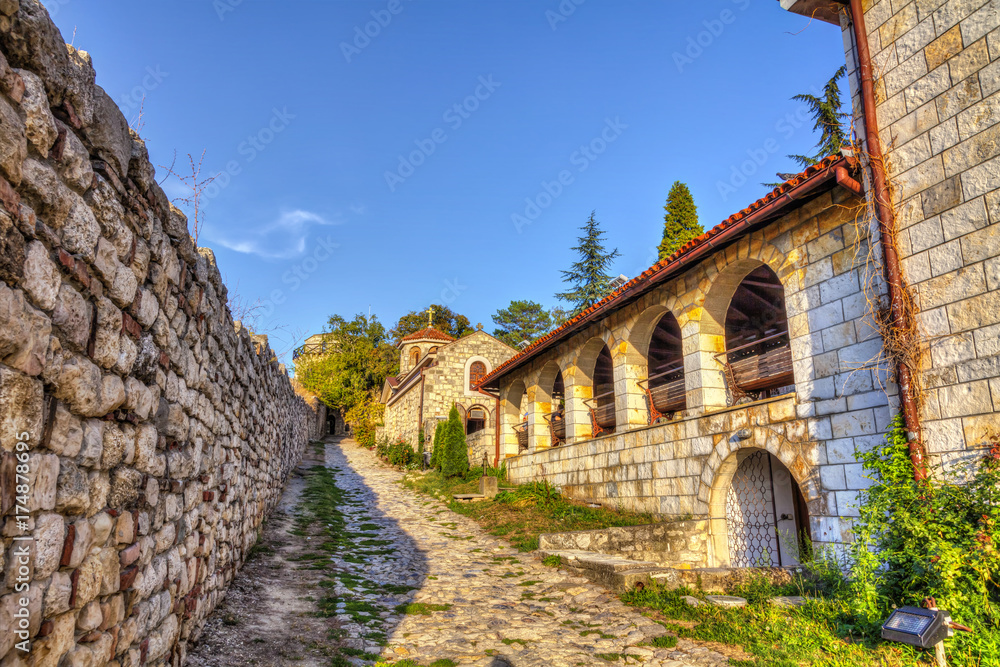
[430,421,446,471]
[442,405,469,478]
[555,211,621,315]
[657,181,703,260]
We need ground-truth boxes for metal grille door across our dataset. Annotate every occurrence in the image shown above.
[726,450,779,567]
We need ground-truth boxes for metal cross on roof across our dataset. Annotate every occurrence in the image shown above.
[426,306,435,327]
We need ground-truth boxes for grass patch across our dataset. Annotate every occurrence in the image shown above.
[595,653,620,662]
[621,580,937,667]
[394,602,452,616]
[402,472,654,552]
[648,635,678,649]
[501,638,529,647]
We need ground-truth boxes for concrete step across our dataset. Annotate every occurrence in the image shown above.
[539,549,681,591]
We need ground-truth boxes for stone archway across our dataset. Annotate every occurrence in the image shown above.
[573,336,617,438]
[533,361,565,449]
[502,378,527,455]
[708,441,813,568]
[628,305,686,424]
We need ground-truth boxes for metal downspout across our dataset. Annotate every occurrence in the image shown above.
[847,0,926,480]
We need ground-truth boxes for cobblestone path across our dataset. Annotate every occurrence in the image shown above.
[327,438,730,667]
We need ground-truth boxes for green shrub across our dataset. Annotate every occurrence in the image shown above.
[441,405,469,478]
[430,421,446,471]
[848,415,1000,659]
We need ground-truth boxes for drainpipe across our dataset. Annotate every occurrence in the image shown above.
[417,368,426,443]
[476,386,502,467]
[846,0,926,480]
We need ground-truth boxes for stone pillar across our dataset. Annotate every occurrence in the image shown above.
[682,311,728,411]
[616,340,649,429]
[564,365,593,442]
[527,386,552,451]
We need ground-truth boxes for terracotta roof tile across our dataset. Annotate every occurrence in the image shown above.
[399,327,456,344]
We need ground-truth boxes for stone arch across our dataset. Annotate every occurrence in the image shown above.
[532,360,565,449]
[627,301,687,424]
[571,336,617,437]
[501,378,527,455]
[697,244,794,409]
[705,431,819,568]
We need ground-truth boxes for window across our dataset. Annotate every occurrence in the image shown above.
[469,361,487,389]
[466,405,487,434]
[428,347,439,354]
[409,347,420,367]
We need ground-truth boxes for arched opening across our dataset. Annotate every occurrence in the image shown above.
[428,346,439,355]
[465,405,488,435]
[469,360,487,390]
[583,343,616,437]
[641,312,685,423]
[721,265,794,403]
[537,362,566,447]
[409,346,420,367]
[711,448,811,567]
[503,379,528,453]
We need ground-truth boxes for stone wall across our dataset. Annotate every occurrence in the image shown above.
[838,0,1000,469]
[538,520,711,569]
[0,2,320,665]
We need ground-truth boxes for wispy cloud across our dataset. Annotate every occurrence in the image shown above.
[212,209,339,259]
[350,202,367,215]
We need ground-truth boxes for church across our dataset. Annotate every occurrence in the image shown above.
[379,312,515,463]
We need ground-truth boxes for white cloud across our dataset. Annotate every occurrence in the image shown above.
[350,202,367,215]
[210,209,338,260]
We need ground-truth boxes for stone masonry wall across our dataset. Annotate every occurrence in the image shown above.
[841,0,1000,466]
[499,184,884,559]
[0,2,319,665]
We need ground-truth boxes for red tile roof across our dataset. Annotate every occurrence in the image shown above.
[398,327,456,344]
[477,154,849,388]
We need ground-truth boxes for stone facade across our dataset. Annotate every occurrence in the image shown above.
[490,176,891,563]
[382,329,514,462]
[835,0,1000,469]
[0,3,320,664]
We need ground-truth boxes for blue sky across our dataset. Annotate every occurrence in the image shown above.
[43,0,846,366]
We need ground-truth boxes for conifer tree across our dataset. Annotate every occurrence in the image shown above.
[430,421,445,471]
[789,65,849,167]
[442,405,469,478]
[657,181,703,260]
[555,211,621,315]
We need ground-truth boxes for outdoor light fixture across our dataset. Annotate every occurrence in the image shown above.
[881,606,953,649]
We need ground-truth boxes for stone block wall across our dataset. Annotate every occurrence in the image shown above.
[0,2,320,664]
[840,0,1000,467]
[538,520,711,569]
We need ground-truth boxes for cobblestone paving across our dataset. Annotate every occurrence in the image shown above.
[327,438,730,667]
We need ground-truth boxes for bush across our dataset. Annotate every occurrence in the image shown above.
[848,415,1000,658]
[375,436,418,469]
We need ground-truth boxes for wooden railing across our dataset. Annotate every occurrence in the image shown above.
[543,410,566,446]
[512,420,529,452]
[637,364,686,424]
[715,332,794,404]
[583,389,616,438]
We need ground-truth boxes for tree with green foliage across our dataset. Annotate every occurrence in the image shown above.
[492,300,554,347]
[657,181,703,260]
[441,405,469,478]
[430,421,446,470]
[555,211,621,315]
[789,66,849,168]
[390,304,472,342]
[294,313,397,446]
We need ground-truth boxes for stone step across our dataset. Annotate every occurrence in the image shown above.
[539,549,681,591]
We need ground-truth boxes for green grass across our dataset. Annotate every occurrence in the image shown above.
[501,638,529,647]
[401,471,655,552]
[394,602,452,616]
[621,581,939,667]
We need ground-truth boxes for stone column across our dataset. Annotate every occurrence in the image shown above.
[616,340,649,430]
[681,311,728,411]
[563,365,593,442]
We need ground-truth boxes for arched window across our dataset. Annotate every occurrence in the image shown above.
[469,361,487,389]
[409,347,420,367]
[466,405,488,434]
[428,347,439,355]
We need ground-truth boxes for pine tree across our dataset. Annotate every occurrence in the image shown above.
[442,405,469,478]
[430,421,445,471]
[657,181,703,260]
[555,211,621,315]
[788,65,849,168]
